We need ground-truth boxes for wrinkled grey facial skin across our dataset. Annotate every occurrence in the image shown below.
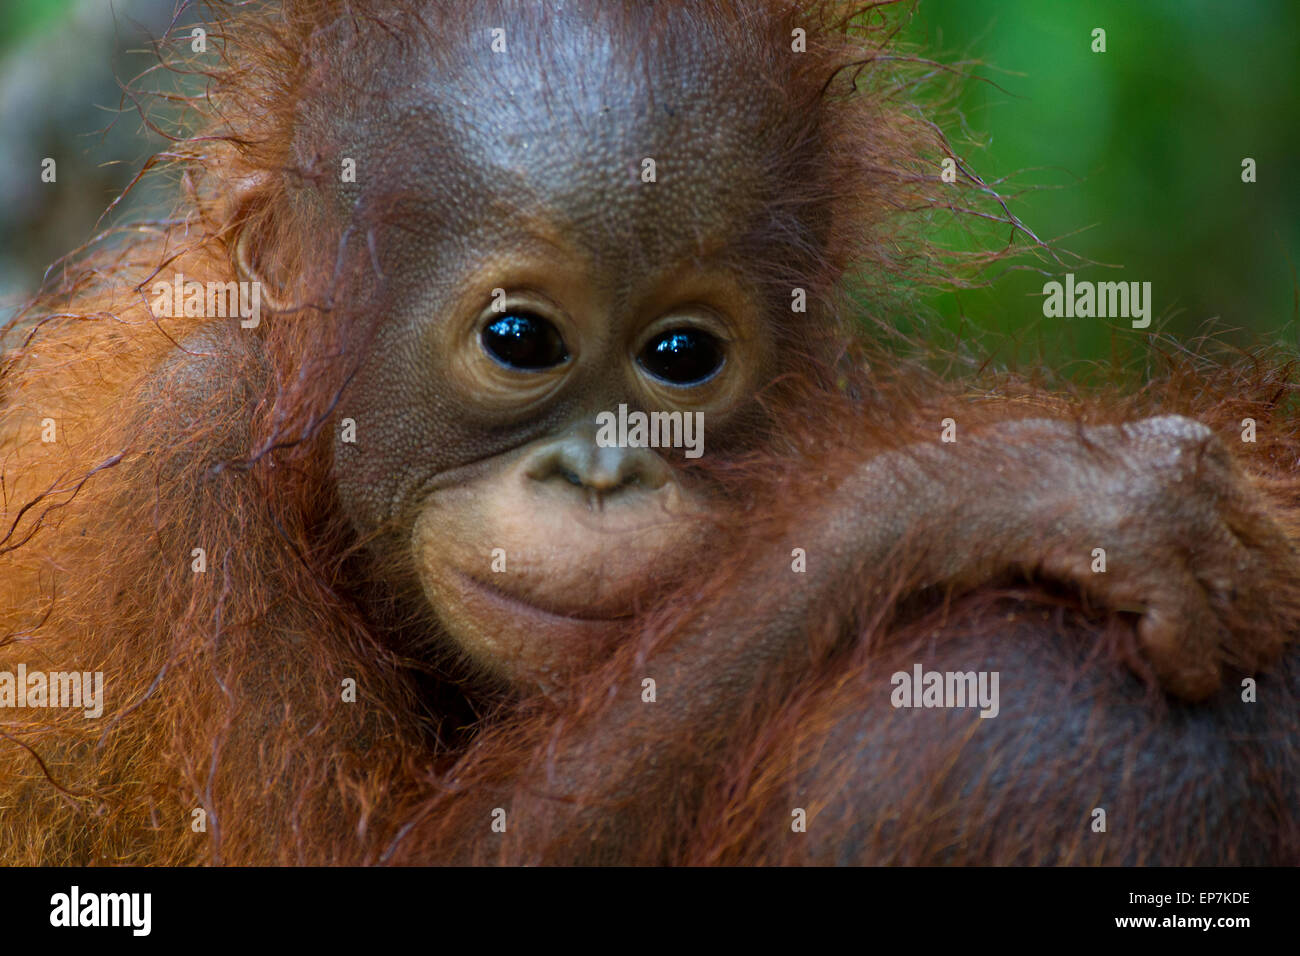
[305,3,810,539]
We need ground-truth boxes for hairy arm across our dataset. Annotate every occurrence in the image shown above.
[406,414,1299,863]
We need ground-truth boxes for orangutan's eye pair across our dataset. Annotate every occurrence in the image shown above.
[480,311,724,386]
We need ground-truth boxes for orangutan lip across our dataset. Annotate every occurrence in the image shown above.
[451,570,631,624]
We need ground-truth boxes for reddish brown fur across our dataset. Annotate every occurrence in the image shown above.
[2,0,1299,865]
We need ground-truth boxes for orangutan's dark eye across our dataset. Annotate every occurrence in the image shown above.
[481,313,569,370]
[638,328,724,386]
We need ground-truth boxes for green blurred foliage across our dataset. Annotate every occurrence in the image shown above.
[902,0,1300,365]
[0,0,74,53]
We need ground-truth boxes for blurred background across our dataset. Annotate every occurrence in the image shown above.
[0,0,176,318]
[1,0,1297,365]
[905,0,1300,364]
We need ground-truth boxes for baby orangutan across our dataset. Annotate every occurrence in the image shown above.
[1,0,1297,865]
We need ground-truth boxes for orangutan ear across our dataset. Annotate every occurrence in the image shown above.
[230,178,289,314]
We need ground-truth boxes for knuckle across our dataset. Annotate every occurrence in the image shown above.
[1121,414,1231,485]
